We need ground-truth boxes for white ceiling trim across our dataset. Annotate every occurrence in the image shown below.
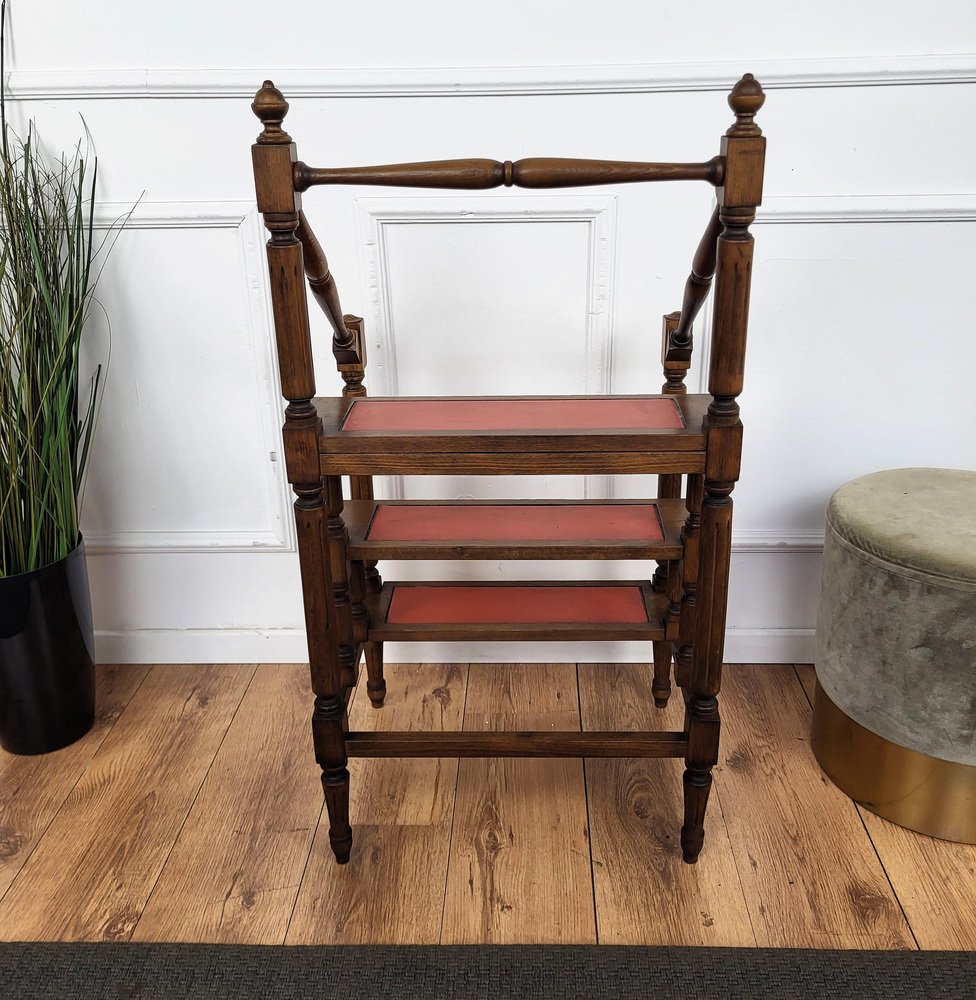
[8,53,975,100]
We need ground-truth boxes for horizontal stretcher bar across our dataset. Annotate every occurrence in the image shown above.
[343,731,689,758]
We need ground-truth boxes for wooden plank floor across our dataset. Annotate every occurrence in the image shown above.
[2,661,974,948]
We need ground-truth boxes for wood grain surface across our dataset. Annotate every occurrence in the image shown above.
[132,663,321,943]
[441,663,595,944]
[578,662,754,945]
[796,665,976,950]
[286,663,466,944]
[3,661,971,949]
[0,664,150,902]
[715,664,915,949]
[0,664,253,941]
[857,810,976,950]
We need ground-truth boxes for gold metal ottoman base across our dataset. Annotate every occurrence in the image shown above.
[812,681,976,844]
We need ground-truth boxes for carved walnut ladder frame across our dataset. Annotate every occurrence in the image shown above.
[250,75,765,866]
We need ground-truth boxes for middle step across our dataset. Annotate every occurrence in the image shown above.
[366,581,667,642]
[345,499,685,560]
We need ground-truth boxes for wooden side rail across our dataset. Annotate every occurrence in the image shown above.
[345,730,688,758]
[295,156,724,191]
[664,205,722,364]
[296,210,362,366]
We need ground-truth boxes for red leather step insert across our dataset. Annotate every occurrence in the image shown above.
[387,585,649,625]
[367,503,664,543]
[341,397,683,432]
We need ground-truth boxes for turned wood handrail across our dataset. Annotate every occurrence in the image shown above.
[294,155,724,191]
[665,205,722,362]
[295,210,360,361]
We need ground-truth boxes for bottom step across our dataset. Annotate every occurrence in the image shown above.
[366,581,665,642]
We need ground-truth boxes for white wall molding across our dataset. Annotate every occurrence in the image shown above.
[695,191,976,425]
[759,194,976,225]
[85,528,289,554]
[8,54,976,101]
[731,530,824,553]
[357,195,616,500]
[675,191,976,553]
[23,8,967,669]
[743,195,974,555]
[84,202,294,554]
[94,201,253,230]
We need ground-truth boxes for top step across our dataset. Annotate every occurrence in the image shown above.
[316,394,708,476]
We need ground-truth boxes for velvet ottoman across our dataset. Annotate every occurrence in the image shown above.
[811,468,976,842]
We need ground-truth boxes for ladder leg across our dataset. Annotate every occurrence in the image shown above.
[320,475,356,861]
[651,641,672,708]
[316,694,352,864]
[365,641,386,708]
[680,695,719,864]
[680,468,733,864]
[292,474,353,865]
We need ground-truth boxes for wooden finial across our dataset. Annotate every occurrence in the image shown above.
[727,73,765,137]
[252,80,291,144]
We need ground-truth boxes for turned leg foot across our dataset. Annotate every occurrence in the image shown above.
[313,694,352,864]
[651,640,672,708]
[681,692,720,864]
[321,766,352,864]
[365,641,386,708]
[680,764,712,863]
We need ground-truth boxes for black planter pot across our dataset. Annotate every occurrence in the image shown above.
[0,539,95,755]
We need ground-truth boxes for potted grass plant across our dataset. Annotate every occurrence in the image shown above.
[0,0,121,754]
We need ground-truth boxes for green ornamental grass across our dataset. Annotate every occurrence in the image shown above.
[0,0,123,577]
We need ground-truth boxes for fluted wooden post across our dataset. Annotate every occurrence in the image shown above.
[681,74,765,864]
[251,81,352,863]
[324,476,357,690]
[337,314,384,704]
[339,314,383,597]
[651,311,688,705]
[653,203,721,704]
[652,312,686,595]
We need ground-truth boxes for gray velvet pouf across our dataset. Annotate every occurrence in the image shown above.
[811,467,976,842]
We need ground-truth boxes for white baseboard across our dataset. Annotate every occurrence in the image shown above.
[94,629,312,664]
[95,628,814,665]
[722,629,815,665]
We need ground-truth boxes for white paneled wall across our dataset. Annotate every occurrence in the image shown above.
[8,2,975,663]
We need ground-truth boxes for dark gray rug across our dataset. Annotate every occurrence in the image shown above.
[0,943,972,999]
